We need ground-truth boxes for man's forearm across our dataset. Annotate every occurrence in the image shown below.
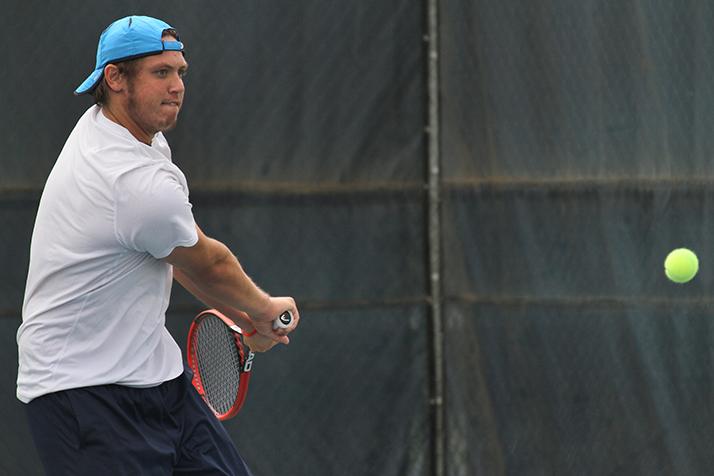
[173,267,256,331]
[164,226,281,324]
[180,248,271,318]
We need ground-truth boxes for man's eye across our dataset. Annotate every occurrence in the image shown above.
[155,70,168,77]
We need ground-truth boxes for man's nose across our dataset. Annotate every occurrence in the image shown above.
[169,73,185,94]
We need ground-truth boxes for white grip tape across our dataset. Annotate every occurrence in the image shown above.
[273,310,293,329]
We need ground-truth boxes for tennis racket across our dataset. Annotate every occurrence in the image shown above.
[187,308,293,420]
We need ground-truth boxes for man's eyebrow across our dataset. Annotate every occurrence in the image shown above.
[151,62,189,70]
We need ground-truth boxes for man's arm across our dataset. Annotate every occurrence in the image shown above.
[164,225,299,343]
[174,269,279,352]
[173,267,256,332]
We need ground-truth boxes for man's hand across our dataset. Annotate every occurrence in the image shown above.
[243,332,279,353]
[251,296,300,344]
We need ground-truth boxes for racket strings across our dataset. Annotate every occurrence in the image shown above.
[194,315,243,415]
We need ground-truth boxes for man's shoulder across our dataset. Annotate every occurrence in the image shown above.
[114,159,189,200]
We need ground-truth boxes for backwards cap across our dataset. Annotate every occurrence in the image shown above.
[74,15,184,95]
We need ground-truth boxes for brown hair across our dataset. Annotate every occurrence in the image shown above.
[92,29,180,106]
[91,60,141,106]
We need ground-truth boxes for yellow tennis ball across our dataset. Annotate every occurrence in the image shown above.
[664,248,699,283]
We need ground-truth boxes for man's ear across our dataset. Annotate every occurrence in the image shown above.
[103,64,125,93]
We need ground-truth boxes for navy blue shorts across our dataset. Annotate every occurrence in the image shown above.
[24,368,253,476]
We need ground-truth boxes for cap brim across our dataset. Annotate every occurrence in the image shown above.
[74,68,104,95]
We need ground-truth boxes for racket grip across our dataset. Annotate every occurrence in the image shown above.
[273,311,293,329]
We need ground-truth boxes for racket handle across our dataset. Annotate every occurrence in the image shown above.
[273,311,293,329]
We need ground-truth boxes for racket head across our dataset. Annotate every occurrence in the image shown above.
[186,309,254,420]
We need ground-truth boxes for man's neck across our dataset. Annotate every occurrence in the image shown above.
[101,105,153,145]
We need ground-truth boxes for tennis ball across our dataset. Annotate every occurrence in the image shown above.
[664,248,699,283]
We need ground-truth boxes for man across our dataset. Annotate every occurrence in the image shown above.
[16,15,299,475]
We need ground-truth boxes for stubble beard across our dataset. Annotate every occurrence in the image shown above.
[127,87,179,137]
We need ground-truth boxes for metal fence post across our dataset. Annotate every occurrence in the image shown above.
[426,0,444,474]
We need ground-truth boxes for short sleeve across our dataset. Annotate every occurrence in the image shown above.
[114,166,199,259]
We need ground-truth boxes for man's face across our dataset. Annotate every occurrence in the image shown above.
[125,47,188,137]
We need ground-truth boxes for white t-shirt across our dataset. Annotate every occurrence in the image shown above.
[16,105,198,403]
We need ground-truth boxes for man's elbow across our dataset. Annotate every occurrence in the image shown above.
[178,244,234,286]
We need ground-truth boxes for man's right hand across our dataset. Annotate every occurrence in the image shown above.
[251,296,300,344]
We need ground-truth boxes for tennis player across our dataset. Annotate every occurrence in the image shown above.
[16,15,299,475]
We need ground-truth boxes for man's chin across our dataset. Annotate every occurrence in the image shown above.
[158,117,179,133]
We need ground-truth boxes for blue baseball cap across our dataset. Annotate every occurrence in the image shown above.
[74,15,184,95]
